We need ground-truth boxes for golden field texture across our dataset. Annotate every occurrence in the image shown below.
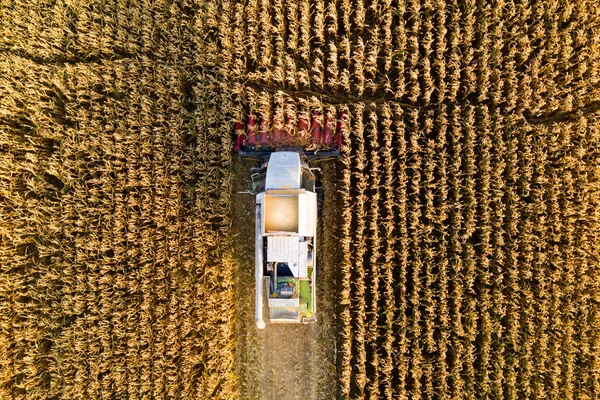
[1,1,237,398]
[214,0,600,398]
[2,0,600,399]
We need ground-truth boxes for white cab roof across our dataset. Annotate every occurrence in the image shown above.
[265,152,301,190]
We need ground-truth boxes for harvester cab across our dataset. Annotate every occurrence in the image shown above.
[234,111,345,328]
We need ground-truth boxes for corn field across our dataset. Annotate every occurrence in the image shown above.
[2,0,600,399]
[1,1,237,398]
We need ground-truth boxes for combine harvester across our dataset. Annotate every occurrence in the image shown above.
[235,110,345,329]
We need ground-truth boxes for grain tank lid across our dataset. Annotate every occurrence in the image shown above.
[265,152,301,190]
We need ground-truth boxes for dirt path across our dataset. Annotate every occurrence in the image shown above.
[232,160,341,400]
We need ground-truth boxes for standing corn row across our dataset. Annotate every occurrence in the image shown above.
[489,108,506,398]
[310,0,325,89]
[284,0,299,89]
[420,0,434,105]
[297,0,311,88]
[515,118,535,400]
[406,108,423,398]
[461,105,477,400]
[365,108,381,399]
[391,104,409,400]
[339,108,354,399]
[503,113,521,399]
[350,103,368,397]
[530,123,550,399]
[545,123,564,399]
[378,103,397,399]
[434,106,450,400]
[421,111,437,399]
[405,0,420,103]
[391,0,407,100]
[474,105,493,397]
[379,0,394,95]
[363,1,380,96]
[446,103,465,399]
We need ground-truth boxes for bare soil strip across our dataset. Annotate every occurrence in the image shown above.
[232,160,340,399]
